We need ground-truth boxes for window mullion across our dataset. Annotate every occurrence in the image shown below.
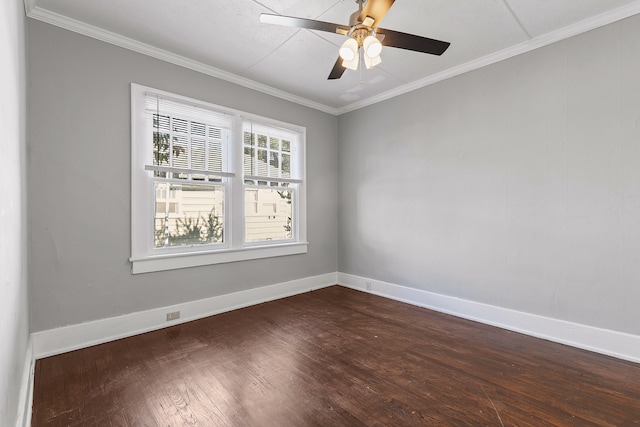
[253,132,258,176]
[204,135,210,179]
[168,118,174,175]
[230,115,245,249]
[187,120,192,179]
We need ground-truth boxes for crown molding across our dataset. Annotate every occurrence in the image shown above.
[22,0,36,14]
[23,2,341,116]
[336,0,640,114]
[24,0,640,116]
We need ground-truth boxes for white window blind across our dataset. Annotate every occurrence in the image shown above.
[145,94,235,181]
[242,121,303,186]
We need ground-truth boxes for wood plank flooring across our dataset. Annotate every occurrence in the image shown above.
[32,286,640,426]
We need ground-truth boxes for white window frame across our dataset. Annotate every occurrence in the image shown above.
[241,120,303,247]
[130,84,307,274]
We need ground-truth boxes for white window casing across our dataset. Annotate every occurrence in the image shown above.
[131,84,307,274]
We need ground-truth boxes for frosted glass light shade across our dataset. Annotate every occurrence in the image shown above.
[339,38,358,61]
[342,55,359,70]
[363,36,382,58]
[364,54,381,69]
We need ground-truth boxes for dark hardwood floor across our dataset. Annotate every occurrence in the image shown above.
[32,286,640,426]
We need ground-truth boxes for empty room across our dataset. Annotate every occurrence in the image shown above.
[2,0,640,425]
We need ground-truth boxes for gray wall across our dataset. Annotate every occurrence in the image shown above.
[26,9,640,339]
[338,14,640,336]
[27,20,338,332]
[0,0,29,424]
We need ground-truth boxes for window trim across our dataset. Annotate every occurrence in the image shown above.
[130,84,307,274]
[130,242,309,274]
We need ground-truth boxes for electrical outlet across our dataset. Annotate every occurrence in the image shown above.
[366,281,372,291]
[166,311,180,321]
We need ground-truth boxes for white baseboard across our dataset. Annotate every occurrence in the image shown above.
[32,272,337,359]
[16,336,34,427]
[30,270,640,365]
[337,272,640,364]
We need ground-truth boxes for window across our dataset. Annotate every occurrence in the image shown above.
[243,122,302,244]
[131,84,307,273]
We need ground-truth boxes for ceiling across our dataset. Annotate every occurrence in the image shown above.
[25,0,640,115]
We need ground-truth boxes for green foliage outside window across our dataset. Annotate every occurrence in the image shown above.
[154,209,223,247]
[277,189,292,236]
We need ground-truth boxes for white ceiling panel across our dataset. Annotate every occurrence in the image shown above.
[367,0,529,83]
[257,0,342,19]
[505,0,640,37]
[316,0,376,24]
[37,0,296,74]
[27,0,640,113]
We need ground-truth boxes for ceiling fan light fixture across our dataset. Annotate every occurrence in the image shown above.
[342,55,359,71]
[259,0,451,81]
[364,54,381,69]
[339,38,358,61]
[363,35,382,58]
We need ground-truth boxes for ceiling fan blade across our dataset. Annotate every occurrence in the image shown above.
[376,28,451,55]
[358,0,395,28]
[328,56,346,80]
[260,13,349,34]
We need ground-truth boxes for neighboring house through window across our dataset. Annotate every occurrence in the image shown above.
[130,84,307,273]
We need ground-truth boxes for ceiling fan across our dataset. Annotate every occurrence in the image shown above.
[260,0,451,80]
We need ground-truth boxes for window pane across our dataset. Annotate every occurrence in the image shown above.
[173,117,188,133]
[269,152,279,178]
[153,114,170,131]
[209,126,222,139]
[153,131,170,177]
[257,134,267,148]
[154,182,224,248]
[257,149,267,176]
[245,188,258,214]
[192,138,205,170]
[245,188,292,242]
[243,146,254,176]
[282,153,290,178]
[244,131,255,146]
[241,130,296,180]
[191,121,206,136]
[208,140,222,172]
[172,136,188,170]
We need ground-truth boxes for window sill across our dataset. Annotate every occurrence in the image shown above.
[130,242,308,274]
